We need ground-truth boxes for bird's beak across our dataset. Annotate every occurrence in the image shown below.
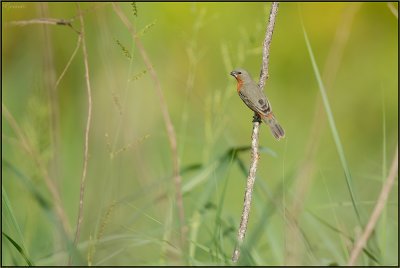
[230,71,237,77]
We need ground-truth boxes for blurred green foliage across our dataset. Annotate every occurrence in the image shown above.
[2,2,398,266]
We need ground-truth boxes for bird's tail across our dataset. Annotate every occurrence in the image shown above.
[262,113,285,140]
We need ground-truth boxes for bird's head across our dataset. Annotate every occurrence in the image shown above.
[230,68,253,83]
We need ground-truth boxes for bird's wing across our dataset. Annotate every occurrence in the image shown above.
[240,83,272,116]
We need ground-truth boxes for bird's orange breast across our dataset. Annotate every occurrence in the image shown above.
[235,77,243,93]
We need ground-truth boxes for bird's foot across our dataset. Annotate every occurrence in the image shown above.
[252,113,262,123]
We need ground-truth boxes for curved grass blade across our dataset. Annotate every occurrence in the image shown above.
[2,232,34,266]
[3,159,85,265]
[300,18,361,225]
[2,187,27,251]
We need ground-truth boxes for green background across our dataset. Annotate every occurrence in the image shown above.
[2,2,398,266]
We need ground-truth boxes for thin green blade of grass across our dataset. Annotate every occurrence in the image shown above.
[182,145,276,195]
[160,196,175,265]
[301,21,361,225]
[302,20,383,264]
[121,151,238,262]
[94,240,154,265]
[2,159,52,210]
[213,146,276,265]
[192,162,232,227]
[235,158,300,265]
[212,152,236,265]
[117,162,203,206]
[188,211,201,263]
[304,212,345,265]
[186,147,250,262]
[3,159,85,265]
[182,161,218,194]
[35,234,152,265]
[258,146,278,158]
[2,232,34,266]
[249,170,318,265]
[2,186,27,251]
[91,228,183,265]
[187,239,226,262]
[320,170,350,262]
[306,210,379,263]
[2,187,34,266]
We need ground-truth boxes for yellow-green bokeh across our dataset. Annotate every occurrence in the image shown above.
[2,2,398,266]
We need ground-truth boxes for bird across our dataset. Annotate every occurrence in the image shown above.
[230,68,285,140]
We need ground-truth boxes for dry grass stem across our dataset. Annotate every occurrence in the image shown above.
[8,18,69,25]
[69,3,109,22]
[347,144,398,266]
[232,2,279,263]
[7,17,80,34]
[55,36,82,88]
[2,103,71,235]
[71,3,93,264]
[112,3,187,247]
[258,2,279,90]
[6,3,108,34]
[231,119,261,262]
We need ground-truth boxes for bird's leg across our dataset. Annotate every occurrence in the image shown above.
[252,112,262,123]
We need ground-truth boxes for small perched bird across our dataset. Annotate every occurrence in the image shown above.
[230,68,285,140]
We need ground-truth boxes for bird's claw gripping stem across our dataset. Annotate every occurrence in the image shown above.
[252,113,262,123]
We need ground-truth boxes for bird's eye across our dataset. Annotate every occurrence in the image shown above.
[238,72,242,74]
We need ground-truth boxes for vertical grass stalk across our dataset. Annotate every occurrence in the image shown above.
[301,19,362,225]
